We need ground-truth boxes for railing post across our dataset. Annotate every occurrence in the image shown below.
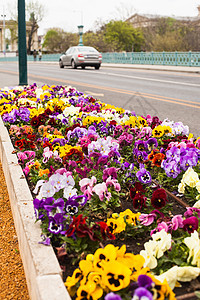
[141,51,144,64]
[163,51,165,65]
[175,51,177,66]
[189,51,192,67]
[151,51,154,65]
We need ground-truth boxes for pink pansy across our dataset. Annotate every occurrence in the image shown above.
[55,168,72,176]
[93,182,111,201]
[139,212,157,226]
[151,221,169,235]
[146,114,152,125]
[17,152,28,163]
[79,176,97,200]
[171,214,184,231]
[23,166,30,176]
[43,147,54,163]
[79,176,97,193]
[137,127,152,140]
[106,176,121,192]
[24,151,36,159]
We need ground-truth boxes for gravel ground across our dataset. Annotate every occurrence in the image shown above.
[0,162,30,299]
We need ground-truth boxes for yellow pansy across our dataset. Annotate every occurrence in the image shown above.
[93,244,118,272]
[188,133,193,140]
[124,116,137,128]
[162,125,172,135]
[76,281,103,300]
[82,116,105,126]
[101,260,131,291]
[115,107,125,114]
[148,274,176,300]
[152,125,165,138]
[107,217,126,234]
[119,209,141,226]
[0,104,17,115]
[65,268,83,297]
[137,116,148,127]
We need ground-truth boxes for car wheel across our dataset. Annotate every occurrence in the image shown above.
[59,60,64,68]
[71,60,77,69]
[81,66,85,69]
[94,65,100,70]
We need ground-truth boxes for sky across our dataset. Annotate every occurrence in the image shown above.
[2,0,200,35]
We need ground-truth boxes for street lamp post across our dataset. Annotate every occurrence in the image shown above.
[1,11,6,55]
[18,0,28,85]
[77,25,84,46]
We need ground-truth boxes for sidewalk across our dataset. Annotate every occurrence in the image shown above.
[101,63,200,73]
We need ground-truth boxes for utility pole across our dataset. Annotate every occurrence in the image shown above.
[1,8,6,55]
[18,0,28,85]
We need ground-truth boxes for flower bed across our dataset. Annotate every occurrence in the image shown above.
[0,83,200,300]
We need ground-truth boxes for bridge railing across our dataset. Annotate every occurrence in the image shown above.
[0,52,200,67]
[102,51,200,67]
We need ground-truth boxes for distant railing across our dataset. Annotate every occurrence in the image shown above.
[102,51,200,67]
[0,51,200,67]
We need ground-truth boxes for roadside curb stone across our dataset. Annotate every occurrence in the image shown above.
[0,117,70,300]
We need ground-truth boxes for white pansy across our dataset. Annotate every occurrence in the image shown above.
[63,186,77,199]
[182,167,199,188]
[156,266,200,290]
[35,88,44,98]
[155,266,178,289]
[177,266,200,282]
[196,180,200,193]
[48,173,68,192]
[184,230,200,267]
[151,229,172,258]
[39,182,56,198]
[140,249,157,269]
[193,200,200,208]
[63,106,80,117]
[178,180,185,194]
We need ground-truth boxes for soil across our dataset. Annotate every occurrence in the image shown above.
[0,162,30,299]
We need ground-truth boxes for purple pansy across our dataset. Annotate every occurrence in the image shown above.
[48,213,64,234]
[65,199,79,215]
[105,293,122,300]
[136,168,152,184]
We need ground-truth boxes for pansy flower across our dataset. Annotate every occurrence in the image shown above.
[106,217,126,235]
[101,261,131,291]
[65,199,79,215]
[133,193,147,210]
[136,168,152,184]
[76,281,103,300]
[183,216,199,234]
[48,213,64,234]
[151,188,167,209]
[104,292,122,300]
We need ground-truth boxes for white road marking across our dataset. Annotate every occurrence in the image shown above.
[84,91,104,96]
[84,70,200,87]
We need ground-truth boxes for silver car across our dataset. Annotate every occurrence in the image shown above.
[59,46,102,69]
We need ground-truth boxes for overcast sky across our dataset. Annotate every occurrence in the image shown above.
[2,0,200,35]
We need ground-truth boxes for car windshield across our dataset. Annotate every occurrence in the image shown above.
[77,47,98,53]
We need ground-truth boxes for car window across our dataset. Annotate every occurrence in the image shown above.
[77,47,98,53]
[65,48,72,55]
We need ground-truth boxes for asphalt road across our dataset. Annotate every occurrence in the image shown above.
[0,61,200,137]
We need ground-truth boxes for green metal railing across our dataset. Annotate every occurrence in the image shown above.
[102,51,200,67]
[0,51,200,66]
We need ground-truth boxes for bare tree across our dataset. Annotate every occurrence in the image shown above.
[113,2,136,21]
[7,0,45,54]
[26,1,45,54]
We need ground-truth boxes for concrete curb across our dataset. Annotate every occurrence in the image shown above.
[0,117,70,300]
